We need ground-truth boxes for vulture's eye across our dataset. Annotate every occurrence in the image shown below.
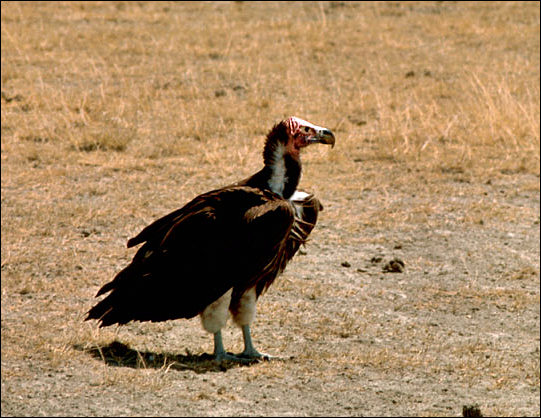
[302,126,310,133]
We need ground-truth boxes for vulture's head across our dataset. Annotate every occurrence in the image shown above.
[264,116,335,165]
[283,116,335,151]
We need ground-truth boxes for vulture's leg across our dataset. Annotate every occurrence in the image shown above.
[231,287,277,360]
[212,330,243,362]
[212,331,255,363]
[239,324,272,360]
[200,289,253,363]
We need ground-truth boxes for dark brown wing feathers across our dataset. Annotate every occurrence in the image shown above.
[86,186,299,327]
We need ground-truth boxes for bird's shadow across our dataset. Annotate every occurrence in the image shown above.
[74,340,257,374]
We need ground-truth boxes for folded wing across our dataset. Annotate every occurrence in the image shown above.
[86,186,295,327]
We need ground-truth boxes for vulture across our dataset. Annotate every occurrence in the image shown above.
[86,116,335,362]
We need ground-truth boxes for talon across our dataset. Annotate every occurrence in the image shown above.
[238,349,283,361]
[215,351,259,364]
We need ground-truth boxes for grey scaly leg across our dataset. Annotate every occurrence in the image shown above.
[213,330,255,363]
[239,324,274,360]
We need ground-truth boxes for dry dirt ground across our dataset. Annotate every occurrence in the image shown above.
[1,1,540,417]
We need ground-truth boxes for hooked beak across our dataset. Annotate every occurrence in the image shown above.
[311,128,336,148]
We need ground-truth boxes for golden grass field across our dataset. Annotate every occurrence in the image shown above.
[1,1,540,416]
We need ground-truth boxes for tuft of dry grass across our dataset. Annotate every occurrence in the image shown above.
[1,1,539,417]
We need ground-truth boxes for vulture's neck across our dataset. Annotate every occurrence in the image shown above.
[242,126,301,199]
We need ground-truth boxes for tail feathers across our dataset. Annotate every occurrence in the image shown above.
[85,296,118,327]
[95,264,135,297]
[86,291,151,327]
[126,236,140,248]
[86,276,204,327]
[86,251,226,327]
[95,281,114,298]
[87,271,143,327]
[85,289,135,327]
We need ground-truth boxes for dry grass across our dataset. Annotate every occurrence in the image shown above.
[1,1,540,416]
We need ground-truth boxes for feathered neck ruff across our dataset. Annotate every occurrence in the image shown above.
[260,122,301,199]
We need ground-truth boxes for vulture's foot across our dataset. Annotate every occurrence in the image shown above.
[213,330,258,364]
[239,325,286,361]
[238,348,285,361]
[214,351,259,364]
